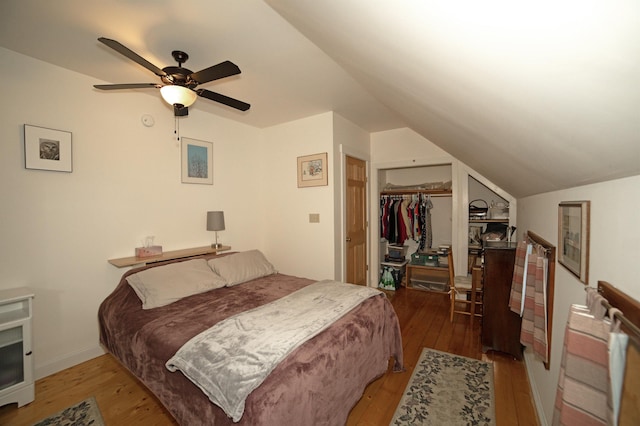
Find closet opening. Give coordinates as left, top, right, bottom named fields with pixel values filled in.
left=377, top=164, right=453, bottom=289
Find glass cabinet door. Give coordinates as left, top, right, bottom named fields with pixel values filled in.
left=0, top=325, right=25, bottom=391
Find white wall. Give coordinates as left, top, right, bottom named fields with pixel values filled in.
left=517, top=175, right=640, bottom=426
left=260, top=112, right=336, bottom=280
left=258, top=111, right=369, bottom=283
left=371, top=128, right=451, bottom=165
left=0, top=48, right=264, bottom=378
left=333, top=114, right=370, bottom=282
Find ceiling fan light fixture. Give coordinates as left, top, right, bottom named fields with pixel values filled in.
left=95, top=38, right=248, bottom=112
left=160, top=85, right=197, bottom=107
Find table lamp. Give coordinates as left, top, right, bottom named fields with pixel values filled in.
left=207, top=211, right=225, bottom=249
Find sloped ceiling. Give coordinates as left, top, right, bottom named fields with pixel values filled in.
left=1, top=1, right=638, bottom=197
left=266, top=1, right=640, bottom=198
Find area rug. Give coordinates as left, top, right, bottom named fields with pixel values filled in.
left=32, top=396, right=105, bottom=426
left=390, top=348, right=495, bottom=426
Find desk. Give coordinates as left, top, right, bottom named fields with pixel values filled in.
left=108, top=245, right=231, bottom=268
left=405, top=263, right=450, bottom=292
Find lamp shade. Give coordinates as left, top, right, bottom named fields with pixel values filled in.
left=160, top=85, right=197, bottom=107
left=207, top=211, right=225, bottom=231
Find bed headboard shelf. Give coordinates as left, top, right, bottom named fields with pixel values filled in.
left=108, top=245, right=231, bottom=268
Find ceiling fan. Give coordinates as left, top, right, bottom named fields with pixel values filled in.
left=93, top=37, right=250, bottom=116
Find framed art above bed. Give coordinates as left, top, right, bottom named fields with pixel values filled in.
left=181, top=137, right=213, bottom=185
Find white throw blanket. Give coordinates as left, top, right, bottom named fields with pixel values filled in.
left=165, top=280, right=382, bottom=422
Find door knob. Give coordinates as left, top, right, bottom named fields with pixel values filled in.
left=346, top=237, right=352, bottom=242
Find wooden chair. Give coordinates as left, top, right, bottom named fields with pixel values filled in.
left=448, top=250, right=483, bottom=327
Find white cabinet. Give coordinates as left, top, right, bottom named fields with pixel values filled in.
left=0, top=287, right=35, bottom=408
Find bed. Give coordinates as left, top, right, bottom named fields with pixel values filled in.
left=98, top=250, right=403, bottom=425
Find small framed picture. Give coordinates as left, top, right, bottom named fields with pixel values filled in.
left=297, top=152, right=328, bottom=188
left=181, top=137, right=213, bottom=185
left=24, top=124, right=73, bottom=172
left=558, top=200, right=590, bottom=284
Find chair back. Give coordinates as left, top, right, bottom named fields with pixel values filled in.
left=448, top=250, right=455, bottom=288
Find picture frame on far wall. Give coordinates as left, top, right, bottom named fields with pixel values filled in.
left=297, top=152, right=328, bottom=188
left=558, top=200, right=590, bottom=284
left=181, top=137, right=213, bottom=185
left=24, top=124, right=73, bottom=172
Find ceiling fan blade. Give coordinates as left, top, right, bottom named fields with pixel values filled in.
left=197, top=89, right=250, bottom=111
left=94, top=83, right=159, bottom=90
left=190, top=61, right=241, bottom=85
left=98, top=37, right=166, bottom=77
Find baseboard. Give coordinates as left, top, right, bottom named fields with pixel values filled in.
left=34, top=345, right=106, bottom=380
left=524, top=351, right=549, bottom=426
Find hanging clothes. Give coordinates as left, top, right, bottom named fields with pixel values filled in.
left=509, top=241, right=532, bottom=315
left=411, top=195, right=421, bottom=242
left=519, top=246, right=548, bottom=364
left=380, top=196, right=387, bottom=241
left=552, top=287, right=632, bottom=426
left=396, top=200, right=408, bottom=244
left=608, top=309, right=628, bottom=426
left=425, top=195, right=433, bottom=249
left=416, top=194, right=434, bottom=250
left=553, top=304, right=610, bottom=426
left=509, top=240, right=549, bottom=363
left=379, top=193, right=435, bottom=247
left=400, top=198, right=412, bottom=242
left=387, top=199, right=398, bottom=244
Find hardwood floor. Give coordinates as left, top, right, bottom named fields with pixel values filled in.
left=0, top=287, right=539, bottom=426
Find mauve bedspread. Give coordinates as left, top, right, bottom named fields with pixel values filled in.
left=98, top=255, right=404, bottom=426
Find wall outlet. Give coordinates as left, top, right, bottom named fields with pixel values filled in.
left=309, top=213, right=320, bottom=223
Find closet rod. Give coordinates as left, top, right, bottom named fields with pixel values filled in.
left=380, top=190, right=452, bottom=197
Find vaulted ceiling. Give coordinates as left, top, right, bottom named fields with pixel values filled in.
left=1, top=0, right=638, bottom=197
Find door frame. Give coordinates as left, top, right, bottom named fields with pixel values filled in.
left=338, top=144, right=370, bottom=285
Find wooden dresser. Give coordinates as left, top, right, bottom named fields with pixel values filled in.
left=482, top=245, right=523, bottom=360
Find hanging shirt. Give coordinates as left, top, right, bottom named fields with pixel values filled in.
left=413, top=196, right=422, bottom=242
left=396, top=201, right=408, bottom=244
left=380, top=197, right=388, bottom=239
left=424, top=195, right=434, bottom=249
left=400, top=198, right=412, bottom=243
left=388, top=199, right=397, bottom=244
left=418, top=199, right=427, bottom=250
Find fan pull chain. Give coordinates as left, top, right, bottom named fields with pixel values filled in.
left=174, top=115, right=180, bottom=143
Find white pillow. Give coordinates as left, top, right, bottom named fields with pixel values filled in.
left=207, top=250, right=277, bottom=286
left=127, top=259, right=227, bottom=309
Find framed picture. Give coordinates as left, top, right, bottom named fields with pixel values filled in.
left=24, top=124, right=73, bottom=172
left=181, top=137, right=213, bottom=185
left=558, top=200, right=590, bottom=284
left=297, top=152, right=328, bottom=188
